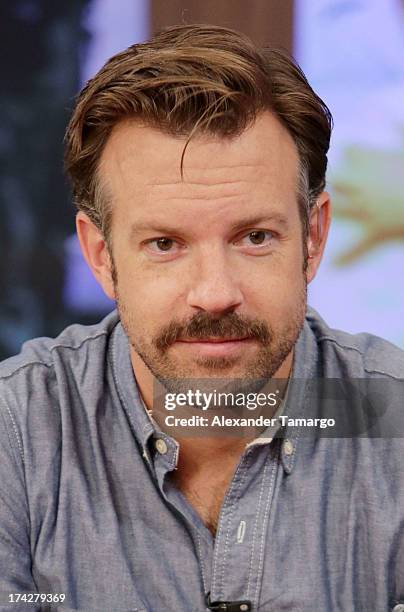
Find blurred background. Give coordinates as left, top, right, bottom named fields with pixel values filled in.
left=1, top=0, right=403, bottom=360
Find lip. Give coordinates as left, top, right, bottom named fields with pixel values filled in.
left=175, top=337, right=254, bottom=357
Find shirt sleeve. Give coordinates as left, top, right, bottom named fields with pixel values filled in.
left=0, top=400, right=39, bottom=611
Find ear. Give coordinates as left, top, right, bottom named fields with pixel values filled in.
left=76, top=212, right=116, bottom=300
left=305, top=191, right=331, bottom=283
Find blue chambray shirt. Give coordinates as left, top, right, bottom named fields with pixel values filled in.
left=0, top=307, right=404, bottom=612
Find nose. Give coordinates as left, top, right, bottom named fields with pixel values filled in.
left=186, top=246, right=243, bottom=314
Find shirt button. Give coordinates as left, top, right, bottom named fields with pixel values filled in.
left=392, top=605, right=404, bottom=612
left=283, top=439, right=294, bottom=456
left=155, top=438, right=168, bottom=455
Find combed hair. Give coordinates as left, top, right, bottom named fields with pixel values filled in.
left=64, top=23, right=333, bottom=242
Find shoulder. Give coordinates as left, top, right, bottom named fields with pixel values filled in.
left=0, top=310, right=120, bottom=461
left=0, top=310, right=119, bottom=382
left=305, top=306, right=404, bottom=379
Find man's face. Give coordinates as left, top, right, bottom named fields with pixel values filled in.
left=99, top=112, right=308, bottom=384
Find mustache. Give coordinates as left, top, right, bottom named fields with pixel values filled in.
left=154, top=311, right=272, bottom=351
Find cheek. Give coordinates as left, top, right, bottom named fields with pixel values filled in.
left=117, top=261, right=186, bottom=325
left=239, top=249, right=305, bottom=314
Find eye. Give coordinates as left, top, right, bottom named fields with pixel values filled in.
left=143, top=236, right=186, bottom=260
left=247, top=230, right=270, bottom=245
left=147, top=237, right=176, bottom=252
left=237, top=230, right=275, bottom=247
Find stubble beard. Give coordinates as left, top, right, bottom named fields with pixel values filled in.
left=116, top=280, right=307, bottom=396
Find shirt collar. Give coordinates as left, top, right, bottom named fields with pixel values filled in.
left=110, top=321, right=156, bottom=450
left=279, top=308, right=320, bottom=473
left=110, top=309, right=320, bottom=475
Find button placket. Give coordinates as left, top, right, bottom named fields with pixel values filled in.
left=210, top=446, right=279, bottom=609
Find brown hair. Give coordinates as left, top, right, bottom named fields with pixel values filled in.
left=64, top=23, right=332, bottom=243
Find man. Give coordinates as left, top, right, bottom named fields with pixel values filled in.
left=0, top=24, right=403, bottom=612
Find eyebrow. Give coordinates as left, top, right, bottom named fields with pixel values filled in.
left=229, top=213, right=290, bottom=233
left=129, top=213, right=290, bottom=239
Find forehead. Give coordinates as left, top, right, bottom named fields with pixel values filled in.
left=98, top=111, right=300, bottom=222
